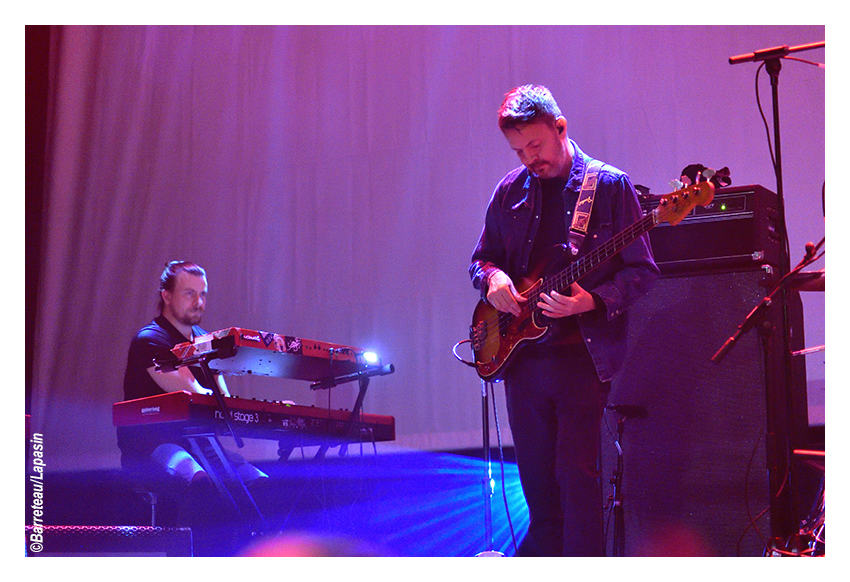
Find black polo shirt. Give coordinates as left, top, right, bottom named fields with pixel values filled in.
left=122, top=315, right=208, bottom=401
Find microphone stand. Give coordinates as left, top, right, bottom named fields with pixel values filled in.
left=310, top=363, right=395, bottom=458
left=711, top=238, right=824, bottom=542
left=728, top=40, right=824, bottom=541
left=475, top=379, right=504, bottom=557
left=729, top=41, right=823, bottom=217
left=451, top=344, right=505, bottom=556
left=728, top=39, right=825, bottom=357
left=609, top=415, right=626, bottom=557
left=153, top=340, right=268, bottom=532
left=604, top=405, right=646, bottom=557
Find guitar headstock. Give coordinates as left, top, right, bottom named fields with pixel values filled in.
left=653, top=181, right=715, bottom=226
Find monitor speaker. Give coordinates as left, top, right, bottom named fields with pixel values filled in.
left=25, top=525, right=193, bottom=557
left=603, top=269, right=807, bottom=556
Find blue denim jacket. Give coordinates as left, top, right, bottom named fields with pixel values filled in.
left=469, top=141, right=659, bottom=382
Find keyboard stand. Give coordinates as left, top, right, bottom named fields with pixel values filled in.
left=309, top=364, right=394, bottom=458
left=184, top=430, right=268, bottom=533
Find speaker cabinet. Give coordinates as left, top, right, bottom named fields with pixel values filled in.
left=25, top=525, right=193, bottom=557
left=604, top=270, right=807, bottom=556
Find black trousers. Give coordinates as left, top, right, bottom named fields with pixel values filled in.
left=503, top=343, right=609, bottom=557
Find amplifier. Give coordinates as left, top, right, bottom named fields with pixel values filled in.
left=640, top=184, right=781, bottom=275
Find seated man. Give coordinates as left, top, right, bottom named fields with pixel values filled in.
left=119, top=261, right=266, bottom=490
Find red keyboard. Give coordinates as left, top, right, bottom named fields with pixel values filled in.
left=156, top=327, right=376, bottom=381
left=113, top=391, right=395, bottom=444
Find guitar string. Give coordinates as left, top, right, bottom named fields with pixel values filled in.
left=474, top=211, right=658, bottom=340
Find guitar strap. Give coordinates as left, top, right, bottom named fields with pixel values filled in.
left=567, top=158, right=604, bottom=255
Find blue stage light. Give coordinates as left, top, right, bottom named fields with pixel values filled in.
left=252, top=451, right=529, bottom=557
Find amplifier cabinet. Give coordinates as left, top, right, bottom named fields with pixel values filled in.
left=641, top=184, right=781, bottom=275
left=604, top=269, right=808, bottom=556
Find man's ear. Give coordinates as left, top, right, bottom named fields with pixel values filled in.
left=556, top=116, right=567, bottom=135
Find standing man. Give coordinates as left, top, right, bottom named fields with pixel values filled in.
left=119, top=261, right=266, bottom=489
left=469, top=85, right=658, bottom=556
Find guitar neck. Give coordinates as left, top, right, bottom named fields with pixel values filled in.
left=541, top=210, right=657, bottom=296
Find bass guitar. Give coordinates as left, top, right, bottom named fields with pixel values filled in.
left=467, top=181, right=714, bottom=380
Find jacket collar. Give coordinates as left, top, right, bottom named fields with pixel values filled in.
left=564, top=140, right=588, bottom=193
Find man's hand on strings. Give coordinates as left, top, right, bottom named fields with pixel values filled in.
left=537, top=282, right=597, bottom=318
left=486, top=270, right=527, bottom=316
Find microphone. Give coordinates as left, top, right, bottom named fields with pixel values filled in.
left=606, top=404, right=647, bottom=419
left=728, top=41, right=824, bottom=66
left=729, top=44, right=789, bottom=65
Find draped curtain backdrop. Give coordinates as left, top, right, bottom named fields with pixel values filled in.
left=29, top=25, right=825, bottom=471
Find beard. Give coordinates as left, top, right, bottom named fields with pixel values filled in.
left=175, top=309, right=203, bottom=327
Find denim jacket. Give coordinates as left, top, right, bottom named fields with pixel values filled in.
left=469, top=141, right=659, bottom=382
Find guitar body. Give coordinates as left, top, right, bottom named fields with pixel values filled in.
left=471, top=245, right=572, bottom=381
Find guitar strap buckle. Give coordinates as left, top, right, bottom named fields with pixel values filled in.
left=568, top=159, right=603, bottom=255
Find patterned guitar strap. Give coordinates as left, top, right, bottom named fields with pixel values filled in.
left=567, top=159, right=604, bottom=256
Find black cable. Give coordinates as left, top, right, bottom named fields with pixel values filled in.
left=602, top=413, right=618, bottom=555
left=490, top=381, right=519, bottom=555
left=602, top=410, right=628, bottom=557
left=754, top=55, right=825, bottom=267
left=737, top=427, right=770, bottom=556
left=755, top=62, right=776, bottom=170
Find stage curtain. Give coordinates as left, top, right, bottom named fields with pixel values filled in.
left=30, top=25, right=825, bottom=470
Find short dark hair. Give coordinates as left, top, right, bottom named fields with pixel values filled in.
left=157, top=261, right=206, bottom=313
left=497, top=85, right=562, bottom=131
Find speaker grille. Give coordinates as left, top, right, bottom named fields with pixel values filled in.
left=604, top=270, right=804, bottom=556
